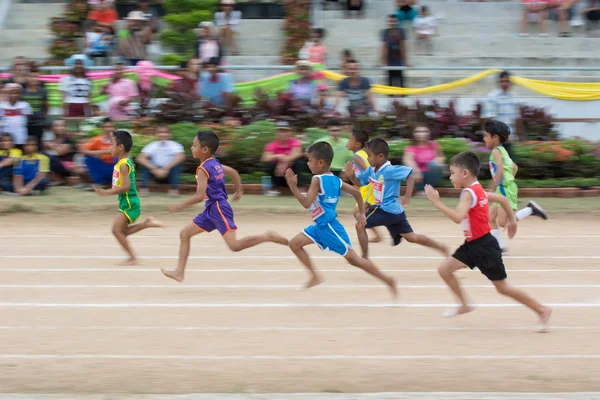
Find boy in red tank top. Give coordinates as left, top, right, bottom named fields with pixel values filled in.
left=425, top=151, right=552, bottom=332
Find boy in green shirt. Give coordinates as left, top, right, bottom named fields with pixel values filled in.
left=93, top=130, right=165, bottom=265
left=313, top=120, right=353, bottom=176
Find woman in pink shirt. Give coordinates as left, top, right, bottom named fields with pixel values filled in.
left=307, top=28, right=328, bottom=65
left=101, top=62, right=139, bottom=120
left=260, top=121, right=304, bottom=195
left=402, top=124, right=445, bottom=194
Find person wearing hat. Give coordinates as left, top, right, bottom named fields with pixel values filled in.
left=215, top=0, right=242, bottom=55
left=117, top=11, right=153, bottom=66
left=288, top=60, right=317, bottom=105
left=195, top=21, right=223, bottom=64
left=261, top=121, right=305, bottom=195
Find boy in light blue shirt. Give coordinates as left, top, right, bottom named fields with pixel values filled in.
left=346, top=138, right=449, bottom=258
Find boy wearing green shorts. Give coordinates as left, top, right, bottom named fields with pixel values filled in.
left=93, top=130, right=164, bottom=265
left=483, top=120, right=547, bottom=251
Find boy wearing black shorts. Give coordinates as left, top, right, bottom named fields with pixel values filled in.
left=424, top=150, right=552, bottom=332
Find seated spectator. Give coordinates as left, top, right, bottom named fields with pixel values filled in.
left=316, top=84, right=335, bottom=114
left=307, top=28, right=327, bottom=64
left=395, top=0, right=418, bottom=32
left=85, top=21, right=114, bottom=65
left=334, top=59, right=375, bottom=115
left=42, top=119, right=76, bottom=184
left=0, top=134, right=22, bottom=183
left=583, top=0, right=600, bottom=35
left=0, top=137, right=49, bottom=196
left=346, top=0, right=365, bottom=18
left=169, top=61, right=199, bottom=95
left=0, top=83, right=33, bottom=150
left=289, top=60, right=317, bottom=104
left=80, top=117, right=116, bottom=186
left=402, top=124, right=445, bottom=195
left=521, top=0, right=549, bottom=36
left=340, top=49, right=353, bottom=75
left=261, top=121, right=304, bottom=195
left=136, top=125, right=185, bottom=197
left=312, top=119, right=354, bottom=177
left=59, top=58, right=92, bottom=118
left=88, top=0, right=117, bottom=32
left=117, top=11, right=153, bottom=66
left=22, top=65, right=48, bottom=150
left=413, top=6, right=437, bottom=56
left=215, top=0, right=242, bottom=55
left=548, top=0, right=578, bottom=36
left=102, top=62, right=139, bottom=120
left=199, top=57, right=234, bottom=106
left=195, top=22, right=223, bottom=64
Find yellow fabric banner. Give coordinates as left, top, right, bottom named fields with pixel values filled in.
left=321, top=68, right=600, bottom=101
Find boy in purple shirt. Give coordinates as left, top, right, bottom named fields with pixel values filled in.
left=162, top=130, right=289, bottom=282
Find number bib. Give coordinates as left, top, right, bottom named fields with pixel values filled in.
left=309, top=201, right=325, bottom=221
left=369, top=178, right=384, bottom=205
left=461, top=217, right=472, bottom=239
left=112, top=168, right=120, bottom=188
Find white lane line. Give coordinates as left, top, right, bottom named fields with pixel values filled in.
left=1, top=255, right=599, bottom=260
left=2, top=234, right=600, bottom=239
left=0, top=284, right=598, bottom=289
left=0, top=302, right=596, bottom=308
left=0, top=325, right=598, bottom=332
left=1, top=354, right=600, bottom=360
left=2, top=268, right=600, bottom=273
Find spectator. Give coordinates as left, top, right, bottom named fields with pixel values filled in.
left=395, top=0, right=418, bottom=31
left=0, top=84, right=32, bottom=150
left=413, top=6, right=437, bottom=55
left=334, top=59, right=375, bottom=115
left=307, top=28, right=328, bottom=64
left=482, top=71, right=520, bottom=158
left=136, top=0, right=160, bottom=33
left=80, top=117, right=116, bottom=186
left=215, top=0, right=242, bottom=55
left=22, top=65, right=48, bottom=150
left=0, top=134, right=22, bottom=184
left=169, top=61, right=199, bottom=95
left=199, top=57, right=235, bottom=106
left=548, top=0, right=578, bottom=36
left=381, top=14, right=409, bottom=89
left=136, top=125, right=185, bottom=197
left=117, top=11, right=153, bottom=66
left=583, top=0, right=600, bottom=35
left=346, top=0, right=364, bottom=18
left=1, top=137, right=49, bottom=196
left=313, top=119, right=354, bottom=177
left=42, top=119, right=76, bottom=184
left=102, top=62, right=139, bottom=120
left=316, top=84, right=335, bottom=114
left=402, top=124, right=444, bottom=195
left=340, top=49, right=353, bottom=75
left=195, top=22, right=223, bottom=64
left=261, top=121, right=304, bottom=195
left=289, top=60, right=317, bottom=104
left=6, top=62, right=30, bottom=87
left=85, top=21, right=114, bottom=65
left=59, top=58, right=92, bottom=118
left=87, top=0, right=117, bottom=32
left=520, top=0, right=549, bottom=36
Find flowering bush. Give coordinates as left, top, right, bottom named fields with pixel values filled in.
left=280, top=0, right=312, bottom=64
left=47, top=0, right=88, bottom=62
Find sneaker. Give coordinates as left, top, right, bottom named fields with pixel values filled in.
left=528, top=201, right=548, bottom=220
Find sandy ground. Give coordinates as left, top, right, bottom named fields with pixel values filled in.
left=0, top=211, right=599, bottom=396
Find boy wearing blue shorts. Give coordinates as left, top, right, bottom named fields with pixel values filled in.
left=162, top=130, right=289, bottom=282
left=285, top=141, right=397, bottom=295
left=345, top=138, right=448, bottom=259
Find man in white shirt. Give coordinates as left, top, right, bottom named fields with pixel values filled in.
left=136, top=125, right=185, bottom=197
left=0, top=84, right=33, bottom=148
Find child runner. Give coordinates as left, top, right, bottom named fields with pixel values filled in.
left=346, top=128, right=382, bottom=243
left=162, top=130, right=288, bottom=282
left=93, top=130, right=165, bottom=265
left=286, top=141, right=397, bottom=294
left=484, top=119, right=547, bottom=251
left=344, top=138, right=448, bottom=259
left=425, top=151, right=552, bottom=332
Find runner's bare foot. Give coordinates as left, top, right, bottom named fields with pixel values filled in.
left=161, top=268, right=185, bottom=282
left=268, top=231, right=289, bottom=246
left=118, top=257, right=138, bottom=266
left=145, top=217, right=166, bottom=228
left=443, top=305, right=475, bottom=318
left=304, top=276, right=323, bottom=289
left=387, top=277, right=398, bottom=299
left=538, top=306, right=552, bottom=333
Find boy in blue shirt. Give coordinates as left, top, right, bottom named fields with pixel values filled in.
left=345, top=138, right=448, bottom=258
left=1, top=137, right=49, bottom=195
left=285, top=141, right=397, bottom=295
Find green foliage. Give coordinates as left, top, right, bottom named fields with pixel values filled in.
left=163, top=10, right=213, bottom=30
left=159, top=53, right=189, bottom=66
left=159, top=29, right=197, bottom=48
left=222, top=121, right=278, bottom=174
left=169, top=122, right=200, bottom=158
left=161, top=0, right=218, bottom=55
left=164, top=0, right=218, bottom=14
left=130, top=134, right=157, bottom=159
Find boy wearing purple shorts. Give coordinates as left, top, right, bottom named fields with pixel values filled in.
left=162, top=130, right=289, bottom=282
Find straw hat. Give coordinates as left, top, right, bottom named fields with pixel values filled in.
left=221, top=0, right=236, bottom=4
left=195, top=21, right=216, bottom=36
left=125, top=11, right=147, bottom=21
left=295, top=60, right=313, bottom=69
